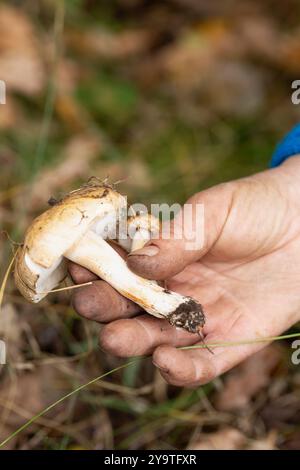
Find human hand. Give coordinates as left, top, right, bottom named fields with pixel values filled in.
left=69, top=157, right=300, bottom=387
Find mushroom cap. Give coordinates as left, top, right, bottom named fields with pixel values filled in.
left=14, top=184, right=127, bottom=303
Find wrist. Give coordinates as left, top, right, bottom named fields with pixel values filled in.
left=273, top=154, right=300, bottom=192
left=281, top=153, right=300, bottom=170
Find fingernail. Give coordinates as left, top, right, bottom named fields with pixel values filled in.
left=153, top=361, right=169, bottom=373
left=129, top=245, right=159, bottom=257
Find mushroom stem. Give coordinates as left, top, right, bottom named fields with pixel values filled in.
left=65, top=230, right=204, bottom=331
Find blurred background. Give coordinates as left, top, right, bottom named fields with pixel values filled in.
left=1, top=0, right=300, bottom=450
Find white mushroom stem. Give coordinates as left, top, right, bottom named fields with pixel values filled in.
left=65, top=230, right=191, bottom=319
left=131, top=229, right=151, bottom=252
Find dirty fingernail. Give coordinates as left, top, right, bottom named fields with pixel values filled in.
left=129, top=245, right=159, bottom=257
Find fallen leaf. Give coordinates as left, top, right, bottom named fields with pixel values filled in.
left=281, top=431, right=300, bottom=450
left=67, top=28, right=153, bottom=61
left=188, top=428, right=246, bottom=450
left=56, top=59, right=80, bottom=94
left=0, top=6, right=45, bottom=95
left=0, top=99, right=20, bottom=130
left=55, top=94, right=89, bottom=132
left=198, top=60, right=265, bottom=116
left=28, top=134, right=102, bottom=210
left=247, top=431, right=277, bottom=450
left=261, top=393, right=300, bottom=429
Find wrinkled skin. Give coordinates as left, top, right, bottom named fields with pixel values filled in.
left=69, top=157, right=300, bottom=387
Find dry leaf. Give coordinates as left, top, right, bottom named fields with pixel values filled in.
left=0, top=6, right=45, bottom=95
left=199, top=60, right=265, bottom=116
left=126, top=159, right=152, bottom=190
left=188, top=428, right=246, bottom=450
left=261, top=393, right=300, bottom=429
left=0, top=99, right=20, bottom=130
left=55, top=94, right=89, bottom=132
left=236, top=16, right=279, bottom=61
left=247, top=431, right=277, bottom=450
left=282, top=431, right=300, bottom=450
left=28, top=134, right=102, bottom=210
left=67, top=28, right=153, bottom=60
left=279, top=31, right=300, bottom=73
left=56, top=59, right=80, bottom=94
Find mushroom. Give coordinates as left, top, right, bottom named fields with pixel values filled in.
left=14, top=181, right=205, bottom=334
left=117, top=212, right=160, bottom=253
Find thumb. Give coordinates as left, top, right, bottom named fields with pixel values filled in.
left=127, top=182, right=234, bottom=280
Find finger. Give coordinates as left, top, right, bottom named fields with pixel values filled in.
left=99, top=314, right=200, bottom=357
left=127, top=183, right=234, bottom=280
left=127, top=238, right=199, bottom=281
left=68, top=261, right=99, bottom=284
left=72, top=280, right=141, bottom=322
left=152, top=311, right=270, bottom=387
left=153, top=345, right=217, bottom=387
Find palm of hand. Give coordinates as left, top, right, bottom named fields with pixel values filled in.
left=167, top=239, right=300, bottom=383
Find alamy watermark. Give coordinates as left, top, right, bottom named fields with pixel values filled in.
left=0, top=80, right=6, bottom=104
left=95, top=200, right=205, bottom=251
left=0, top=340, right=6, bottom=365
left=291, top=339, right=300, bottom=365
left=291, top=80, right=300, bottom=105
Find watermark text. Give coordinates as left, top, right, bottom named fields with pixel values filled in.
left=291, top=339, right=300, bottom=365
left=0, top=340, right=6, bottom=365
left=0, top=80, right=6, bottom=104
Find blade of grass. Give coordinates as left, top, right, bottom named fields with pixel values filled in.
left=40, top=282, right=93, bottom=294
left=32, top=0, right=65, bottom=175
left=0, top=253, right=17, bottom=314
left=122, top=357, right=142, bottom=388
left=181, top=332, right=300, bottom=350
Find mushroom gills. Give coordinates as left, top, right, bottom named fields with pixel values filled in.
left=24, top=253, right=67, bottom=303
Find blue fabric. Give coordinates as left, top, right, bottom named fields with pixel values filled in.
left=271, top=123, right=300, bottom=167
